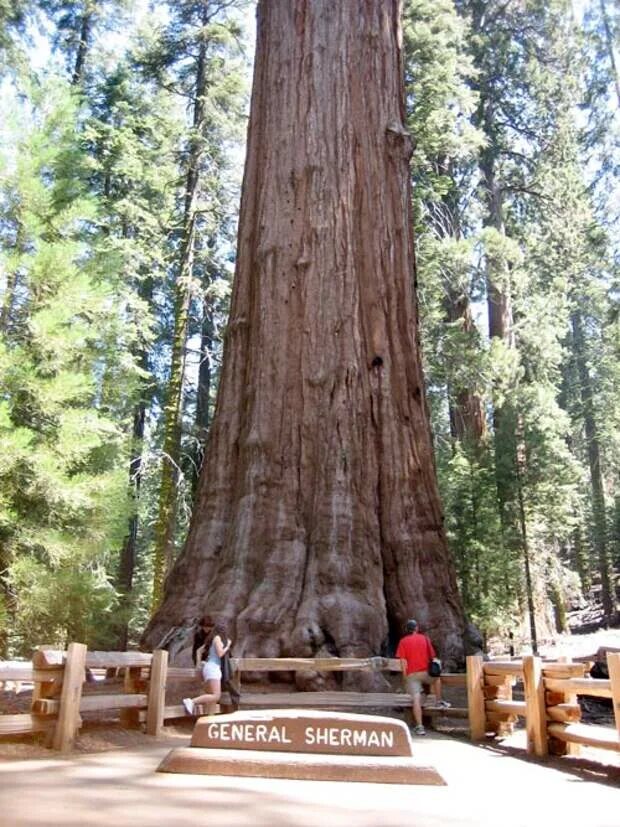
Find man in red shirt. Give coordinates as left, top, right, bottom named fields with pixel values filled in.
left=396, top=619, right=450, bottom=735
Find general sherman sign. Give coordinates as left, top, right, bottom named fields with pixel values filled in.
left=190, top=710, right=413, bottom=757
left=161, top=709, right=446, bottom=784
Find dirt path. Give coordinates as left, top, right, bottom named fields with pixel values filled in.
left=1, top=728, right=618, bottom=827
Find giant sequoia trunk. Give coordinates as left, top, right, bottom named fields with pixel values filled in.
left=143, top=0, right=467, bottom=669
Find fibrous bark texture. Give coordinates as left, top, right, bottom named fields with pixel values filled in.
left=144, top=0, right=467, bottom=671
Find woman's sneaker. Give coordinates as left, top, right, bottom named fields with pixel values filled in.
left=414, top=724, right=426, bottom=735
left=182, top=698, right=195, bottom=717
left=436, top=700, right=451, bottom=708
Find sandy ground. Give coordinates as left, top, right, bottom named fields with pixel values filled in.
left=0, top=725, right=618, bottom=827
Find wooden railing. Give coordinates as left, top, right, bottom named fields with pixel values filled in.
left=1, top=646, right=618, bottom=760
left=0, top=645, right=168, bottom=751
left=466, top=653, right=620, bottom=758
left=219, top=656, right=469, bottom=720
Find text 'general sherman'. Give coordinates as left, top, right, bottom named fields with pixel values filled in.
left=204, top=721, right=395, bottom=749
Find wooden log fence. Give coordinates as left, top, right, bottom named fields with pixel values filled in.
left=466, top=652, right=620, bottom=759
left=1, top=647, right=618, bottom=762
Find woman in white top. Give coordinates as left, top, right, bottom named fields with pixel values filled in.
left=183, top=615, right=231, bottom=717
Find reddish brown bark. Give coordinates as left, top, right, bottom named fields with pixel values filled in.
left=144, top=0, right=467, bottom=669
left=444, top=290, right=486, bottom=447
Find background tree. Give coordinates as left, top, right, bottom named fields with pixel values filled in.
left=84, top=58, right=181, bottom=647
left=0, top=81, right=139, bottom=652
left=138, top=0, right=248, bottom=609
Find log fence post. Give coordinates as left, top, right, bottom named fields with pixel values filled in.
left=466, top=655, right=486, bottom=740
left=522, top=655, right=547, bottom=758
left=146, top=649, right=168, bottom=737
left=31, top=645, right=63, bottom=747
left=52, top=642, right=86, bottom=753
left=557, top=656, right=580, bottom=756
left=120, top=665, right=143, bottom=729
left=608, top=653, right=620, bottom=738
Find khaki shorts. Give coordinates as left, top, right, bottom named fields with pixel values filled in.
left=406, top=671, right=431, bottom=696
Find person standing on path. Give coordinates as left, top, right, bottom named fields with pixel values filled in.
left=396, top=618, right=450, bottom=735
left=183, top=615, right=231, bottom=716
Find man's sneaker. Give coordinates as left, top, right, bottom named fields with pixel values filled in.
left=436, top=700, right=452, bottom=709
left=414, top=724, right=426, bottom=735
left=182, top=698, right=194, bottom=717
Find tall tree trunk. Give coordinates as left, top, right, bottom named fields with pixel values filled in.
left=0, top=220, right=24, bottom=335
left=114, top=278, right=153, bottom=650
left=71, top=5, right=94, bottom=87
left=477, top=103, right=519, bottom=552
left=114, top=400, right=145, bottom=650
left=191, top=282, right=216, bottom=499
left=151, top=5, right=209, bottom=608
left=143, top=0, right=467, bottom=669
left=515, top=416, right=538, bottom=653
left=571, top=310, right=613, bottom=620
left=599, top=0, right=620, bottom=109
left=0, top=264, right=18, bottom=335
left=436, top=167, right=486, bottom=451
left=444, top=290, right=486, bottom=447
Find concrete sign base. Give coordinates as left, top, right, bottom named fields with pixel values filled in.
left=158, top=744, right=445, bottom=784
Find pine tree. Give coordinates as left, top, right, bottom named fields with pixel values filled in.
left=84, top=57, right=181, bottom=646
left=0, top=81, right=140, bottom=653
left=142, top=0, right=248, bottom=609
left=0, top=1, right=30, bottom=63
left=38, top=0, right=129, bottom=86
left=402, top=0, right=504, bottom=635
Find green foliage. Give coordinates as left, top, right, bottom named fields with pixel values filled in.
left=0, top=80, right=139, bottom=654
left=140, top=0, right=249, bottom=607
left=0, top=0, right=30, bottom=67
left=406, top=0, right=619, bottom=644
left=6, top=555, right=118, bottom=650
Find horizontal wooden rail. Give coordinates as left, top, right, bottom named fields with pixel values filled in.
left=544, top=677, right=612, bottom=699
left=85, top=652, right=152, bottom=669
left=224, top=691, right=414, bottom=708
left=547, top=722, right=619, bottom=752
left=32, top=650, right=153, bottom=670
left=0, top=664, right=64, bottom=683
left=485, top=699, right=526, bottom=717
left=483, top=661, right=524, bottom=677
left=541, top=663, right=589, bottom=678
left=546, top=703, right=582, bottom=723
left=32, top=693, right=148, bottom=715
left=0, top=713, right=54, bottom=736
left=230, top=657, right=403, bottom=672
left=0, top=713, right=55, bottom=735
left=166, top=666, right=200, bottom=680
left=140, top=705, right=182, bottom=723
left=438, top=674, right=466, bottom=687
left=139, top=704, right=212, bottom=723
left=484, top=673, right=516, bottom=687
left=0, top=662, right=34, bottom=682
